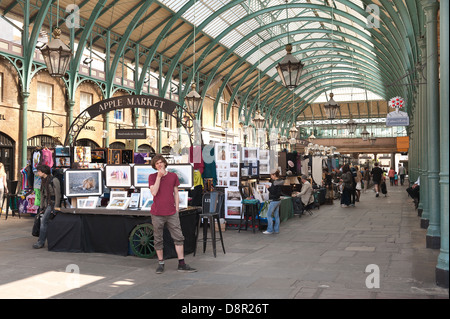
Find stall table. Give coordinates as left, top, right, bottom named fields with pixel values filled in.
left=47, top=207, right=200, bottom=259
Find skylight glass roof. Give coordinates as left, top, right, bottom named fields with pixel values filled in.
left=158, top=0, right=385, bottom=103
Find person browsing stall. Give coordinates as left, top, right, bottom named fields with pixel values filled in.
left=33, top=164, right=61, bottom=249
left=148, top=155, right=197, bottom=274
left=262, top=170, right=283, bottom=235
left=293, top=175, right=314, bottom=214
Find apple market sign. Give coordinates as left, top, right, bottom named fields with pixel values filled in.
left=64, top=95, right=182, bottom=146
left=386, top=96, right=409, bottom=127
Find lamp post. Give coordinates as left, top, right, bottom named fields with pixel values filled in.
left=222, top=120, right=231, bottom=143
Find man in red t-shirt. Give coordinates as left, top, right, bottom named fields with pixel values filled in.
left=149, top=155, right=197, bottom=274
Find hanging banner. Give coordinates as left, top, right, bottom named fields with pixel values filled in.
left=386, top=96, right=410, bottom=126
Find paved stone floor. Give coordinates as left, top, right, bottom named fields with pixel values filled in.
left=0, top=183, right=448, bottom=300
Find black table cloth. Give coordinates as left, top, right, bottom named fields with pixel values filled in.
left=47, top=207, right=200, bottom=259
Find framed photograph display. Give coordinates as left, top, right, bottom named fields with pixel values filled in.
left=141, top=198, right=154, bottom=210
left=225, top=187, right=242, bottom=219
left=167, top=164, right=193, bottom=188
left=55, top=147, right=70, bottom=157
left=139, top=188, right=153, bottom=208
left=56, top=157, right=71, bottom=167
left=74, top=146, right=91, bottom=163
left=105, top=165, right=132, bottom=188
left=128, top=193, right=140, bottom=209
left=133, top=165, right=157, bottom=188
left=83, top=198, right=98, bottom=209
left=91, top=148, right=107, bottom=163
left=178, top=191, right=188, bottom=209
left=77, top=198, right=87, bottom=208
left=106, top=197, right=131, bottom=210
left=110, top=190, right=128, bottom=201
left=64, top=169, right=103, bottom=197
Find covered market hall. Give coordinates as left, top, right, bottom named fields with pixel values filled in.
left=0, top=0, right=448, bottom=299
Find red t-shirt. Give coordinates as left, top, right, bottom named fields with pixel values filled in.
left=148, top=171, right=180, bottom=216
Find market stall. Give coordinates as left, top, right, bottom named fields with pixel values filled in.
left=47, top=206, right=200, bottom=259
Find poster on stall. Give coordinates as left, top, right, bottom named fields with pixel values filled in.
left=215, top=143, right=242, bottom=219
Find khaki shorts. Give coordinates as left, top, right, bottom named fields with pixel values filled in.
left=151, top=212, right=185, bottom=250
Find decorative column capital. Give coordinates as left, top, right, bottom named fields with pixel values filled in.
left=420, top=0, right=439, bottom=15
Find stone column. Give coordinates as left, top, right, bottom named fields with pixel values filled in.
left=421, top=0, right=441, bottom=248
left=436, top=0, right=449, bottom=288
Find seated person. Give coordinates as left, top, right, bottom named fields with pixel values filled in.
left=292, top=175, right=314, bottom=214
left=406, top=176, right=420, bottom=208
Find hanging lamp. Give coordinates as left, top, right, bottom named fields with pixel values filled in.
left=276, top=1, right=304, bottom=89
left=361, top=126, right=370, bottom=141
left=40, top=27, right=72, bottom=77
left=184, top=0, right=202, bottom=116
left=346, top=114, right=357, bottom=135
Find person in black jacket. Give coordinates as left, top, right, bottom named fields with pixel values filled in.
left=263, top=170, right=282, bottom=234
left=33, top=164, right=61, bottom=249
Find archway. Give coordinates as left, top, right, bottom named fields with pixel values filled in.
left=64, top=94, right=198, bottom=148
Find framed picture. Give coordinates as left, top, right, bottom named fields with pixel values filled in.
left=74, top=146, right=91, bottom=163
left=56, top=157, right=71, bottom=167
left=108, top=149, right=122, bottom=164
left=64, top=169, right=103, bottom=197
left=83, top=198, right=98, bottom=209
left=133, top=165, right=157, bottom=188
left=141, top=198, right=154, bottom=210
left=110, top=190, right=128, bottom=201
left=105, top=165, right=132, bottom=188
left=128, top=193, right=140, bottom=209
left=106, top=197, right=131, bottom=210
left=178, top=191, right=188, bottom=209
left=139, top=188, right=153, bottom=208
left=55, top=147, right=70, bottom=157
left=77, top=198, right=87, bottom=208
left=91, top=148, right=107, bottom=163
left=166, top=164, right=193, bottom=188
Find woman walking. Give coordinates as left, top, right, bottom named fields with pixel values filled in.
left=0, top=163, right=8, bottom=214
left=354, top=165, right=363, bottom=202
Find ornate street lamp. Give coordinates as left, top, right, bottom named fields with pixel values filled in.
left=323, top=93, right=340, bottom=119
left=276, top=44, right=305, bottom=89
left=346, top=114, right=357, bottom=135
left=252, top=109, right=265, bottom=130
left=369, top=133, right=377, bottom=145
left=184, top=83, right=202, bottom=115
left=39, top=28, right=72, bottom=77
left=361, top=125, right=370, bottom=141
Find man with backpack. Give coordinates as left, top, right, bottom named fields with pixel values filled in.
left=32, top=164, right=61, bottom=249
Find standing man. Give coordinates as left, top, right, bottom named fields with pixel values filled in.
left=371, top=162, right=383, bottom=197
left=33, top=164, right=61, bottom=249
left=398, top=164, right=406, bottom=186
left=149, top=155, right=197, bottom=274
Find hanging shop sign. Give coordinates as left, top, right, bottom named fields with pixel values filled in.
left=386, top=96, right=410, bottom=127
left=116, top=128, right=146, bottom=140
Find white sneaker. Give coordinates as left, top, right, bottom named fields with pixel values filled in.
left=262, top=231, right=273, bottom=235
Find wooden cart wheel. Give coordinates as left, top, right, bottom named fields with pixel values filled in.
left=129, top=223, right=156, bottom=258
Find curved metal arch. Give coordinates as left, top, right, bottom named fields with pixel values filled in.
left=200, top=17, right=410, bottom=124
left=272, top=76, right=385, bottom=127
left=194, top=0, right=412, bottom=92
left=66, top=0, right=108, bottom=101
left=236, top=41, right=402, bottom=127
left=293, top=80, right=387, bottom=120
left=106, top=0, right=155, bottom=97
left=136, top=0, right=197, bottom=97
left=218, top=27, right=394, bottom=120
left=160, top=0, right=413, bottom=104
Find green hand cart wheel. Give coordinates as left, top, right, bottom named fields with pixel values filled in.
left=129, top=223, right=156, bottom=258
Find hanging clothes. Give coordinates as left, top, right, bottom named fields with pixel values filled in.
left=41, top=148, right=54, bottom=168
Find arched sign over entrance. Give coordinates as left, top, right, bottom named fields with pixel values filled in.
left=64, top=95, right=196, bottom=147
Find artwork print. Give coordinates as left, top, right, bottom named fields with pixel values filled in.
left=166, top=164, right=193, bottom=188
left=133, top=165, right=157, bottom=188
left=105, top=165, right=132, bottom=188
left=65, top=169, right=103, bottom=197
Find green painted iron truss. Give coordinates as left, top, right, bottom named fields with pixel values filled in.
left=0, top=0, right=431, bottom=134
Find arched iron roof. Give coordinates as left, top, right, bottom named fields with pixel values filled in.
left=1, top=0, right=433, bottom=129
